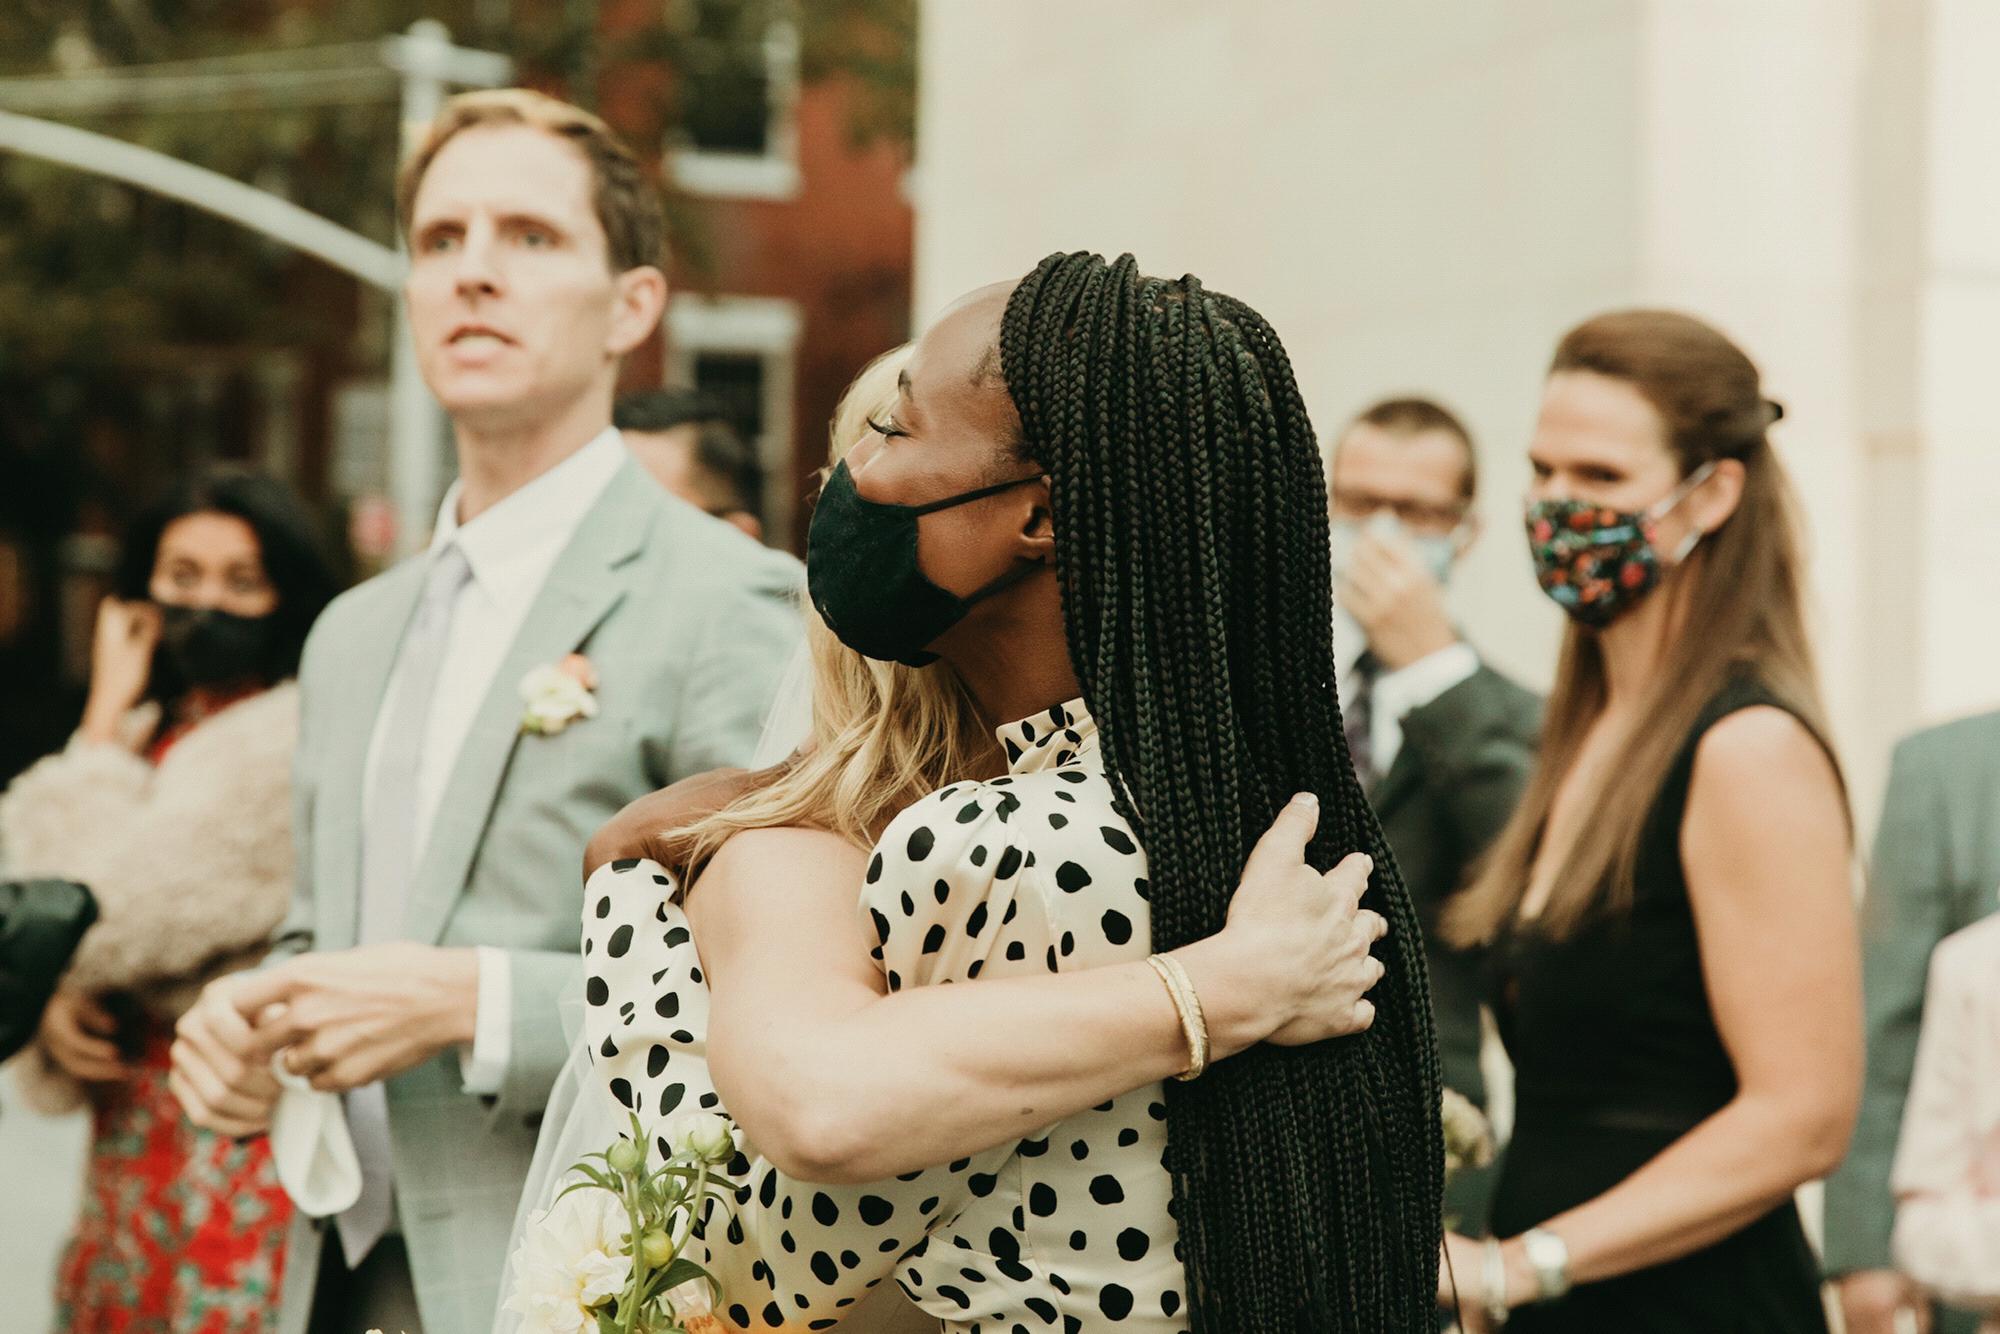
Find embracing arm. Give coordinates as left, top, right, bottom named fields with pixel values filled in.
left=695, top=795, right=1379, bottom=1184
left=1474, top=707, right=1861, bottom=1300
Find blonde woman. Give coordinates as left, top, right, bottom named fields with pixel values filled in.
left=501, top=346, right=1384, bottom=1332
left=1438, top=311, right=1861, bottom=1331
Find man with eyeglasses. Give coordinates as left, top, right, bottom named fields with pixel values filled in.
left=1328, top=395, right=1541, bottom=1235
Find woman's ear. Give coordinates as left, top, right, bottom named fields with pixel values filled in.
left=1689, top=458, right=1748, bottom=533
left=1018, top=476, right=1055, bottom=562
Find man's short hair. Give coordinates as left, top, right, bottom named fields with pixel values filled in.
left=1345, top=396, right=1478, bottom=499
left=614, top=388, right=764, bottom=520
left=395, top=88, right=665, bottom=274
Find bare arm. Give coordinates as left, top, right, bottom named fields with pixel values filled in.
left=1478, top=707, right=1861, bottom=1301
left=694, top=794, right=1381, bottom=1183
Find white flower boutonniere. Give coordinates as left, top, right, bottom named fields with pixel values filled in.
left=521, top=653, right=600, bottom=736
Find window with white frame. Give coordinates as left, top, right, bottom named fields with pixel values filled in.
left=666, top=294, right=803, bottom=543
left=670, top=0, right=801, bottom=201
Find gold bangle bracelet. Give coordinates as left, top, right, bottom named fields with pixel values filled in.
left=1145, top=952, right=1210, bottom=1081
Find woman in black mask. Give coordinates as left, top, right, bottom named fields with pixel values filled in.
left=1, top=466, right=339, bottom=1333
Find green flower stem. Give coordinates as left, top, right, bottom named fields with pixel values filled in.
left=618, top=1147, right=647, bottom=1334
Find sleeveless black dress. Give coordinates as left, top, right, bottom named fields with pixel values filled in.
left=1487, top=678, right=1830, bottom=1333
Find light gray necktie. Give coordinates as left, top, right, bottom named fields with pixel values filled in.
left=338, top=543, right=472, bottom=1266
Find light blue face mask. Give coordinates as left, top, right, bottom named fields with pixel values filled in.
left=1329, top=509, right=1460, bottom=589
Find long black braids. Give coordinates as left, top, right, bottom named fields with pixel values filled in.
left=998, top=252, right=1444, bottom=1331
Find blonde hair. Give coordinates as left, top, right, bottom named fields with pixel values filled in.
left=657, top=346, right=1001, bottom=882
left=1446, top=310, right=1843, bottom=946
left=395, top=88, right=664, bottom=273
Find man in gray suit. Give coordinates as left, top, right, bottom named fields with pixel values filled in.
left=1328, top=397, right=1540, bottom=1232
left=170, top=90, right=798, bottom=1333
left=1824, top=712, right=2000, bottom=1334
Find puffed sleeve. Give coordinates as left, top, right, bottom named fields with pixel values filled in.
left=574, top=855, right=1010, bottom=1332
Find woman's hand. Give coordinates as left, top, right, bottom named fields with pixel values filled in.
left=582, top=764, right=778, bottom=878
left=1194, top=793, right=1387, bottom=1047
left=79, top=597, right=160, bottom=746
left=39, top=988, right=132, bottom=1083
left=1438, top=1231, right=1536, bottom=1330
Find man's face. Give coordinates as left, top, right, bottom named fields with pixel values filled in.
left=405, top=124, right=661, bottom=432
left=1328, top=423, right=1473, bottom=539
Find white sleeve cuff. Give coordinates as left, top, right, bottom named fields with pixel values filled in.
left=1372, top=642, right=1479, bottom=724
left=458, top=945, right=512, bottom=1094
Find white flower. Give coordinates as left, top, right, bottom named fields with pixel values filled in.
left=503, top=1182, right=634, bottom=1334
left=667, top=1111, right=738, bottom=1166
left=519, top=655, right=599, bottom=736
left=665, top=1277, right=714, bottom=1319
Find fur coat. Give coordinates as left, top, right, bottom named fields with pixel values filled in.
left=1, top=682, right=298, bottom=1113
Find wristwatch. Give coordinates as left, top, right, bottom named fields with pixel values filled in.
left=1520, top=1227, right=1572, bottom=1302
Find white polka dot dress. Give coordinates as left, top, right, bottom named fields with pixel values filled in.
left=579, top=698, right=1188, bottom=1332
left=864, top=700, right=1188, bottom=1331
left=582, top=857, right=988, bottom=1331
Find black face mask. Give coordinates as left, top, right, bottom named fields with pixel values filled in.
left=806, top=460, right=1044, bottom=667
left=156, top=604, right=279, bottom=688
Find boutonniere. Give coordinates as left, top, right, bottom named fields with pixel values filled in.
left=520, top=653, right=599, bottom=736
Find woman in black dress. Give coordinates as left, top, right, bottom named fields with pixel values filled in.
left=1437, top=310, right=1861, bottom=1331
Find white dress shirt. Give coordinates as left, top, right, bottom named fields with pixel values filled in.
left=1333, top=605, right=1479, bottom=778
left=360, top=426, right=628, bottom=1092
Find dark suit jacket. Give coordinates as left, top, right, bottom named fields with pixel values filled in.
left=1370, top=660, right=1541, bottom=1231
left=1823, top=709, right=2000, bottom=1334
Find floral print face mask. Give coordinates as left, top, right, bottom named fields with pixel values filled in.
left=1524, top=461, right=1716, bottom=629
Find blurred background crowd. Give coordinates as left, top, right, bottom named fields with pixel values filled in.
left=2, top=3, right=1998, bottom=1333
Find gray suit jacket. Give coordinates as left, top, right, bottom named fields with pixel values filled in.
left=272, top=461, right=800, bottom=1334
left=1823, top=710, right=2000, bottom=1333
left=1369, top=661, right=1540, bottom=1233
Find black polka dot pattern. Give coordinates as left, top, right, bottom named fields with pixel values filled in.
left=861, top=700, right=1187, bottom=1329
left=573, top=698, right=1185, bottom=1330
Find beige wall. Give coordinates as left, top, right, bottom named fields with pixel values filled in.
left=914, top=0, right=2000, bottom=826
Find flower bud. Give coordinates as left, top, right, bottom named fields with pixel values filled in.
left=639, top=1229, right=677, bottom=1269
left=606, top=1138, right=644, bottom=1176
left=668, top=1111, right=737, bottom=1165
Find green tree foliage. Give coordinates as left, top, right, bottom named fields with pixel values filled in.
left=0, top=0, right=914, bottom=397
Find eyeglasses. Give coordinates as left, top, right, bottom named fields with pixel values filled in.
left=1328, top=488, right=1470, bottom=536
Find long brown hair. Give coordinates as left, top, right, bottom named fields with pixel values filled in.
left=1446, top=309, right=1839, bottom=945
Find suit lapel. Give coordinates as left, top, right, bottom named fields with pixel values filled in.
left=316, top=561, right=427, bottom=950
left=1368, top=749, right=1423, bottom=821
left=403, top=465, right=658, bottom=945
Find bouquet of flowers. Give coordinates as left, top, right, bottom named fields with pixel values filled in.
left=506, top=1111, right=741, bottom=1334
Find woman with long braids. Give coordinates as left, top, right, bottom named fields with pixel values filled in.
left=510, top=328, right=1403, bottom=1333
left=1438, top=311, right=1860, bottom=1330
left=570, top=253, right=1442, bottom=1332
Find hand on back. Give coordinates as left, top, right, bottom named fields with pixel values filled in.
left=1221, top=793, right=1387, bottom=1045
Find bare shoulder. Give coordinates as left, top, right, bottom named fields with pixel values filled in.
left=707, top=825, right=867, bottom=879
left=1690, top=704, right=1839, bottom=796
left=686, top=826, right=877, bottom=972
left=693, top=826, right=871, bottom=922
left=1684, top=704, right=1851, bottom=879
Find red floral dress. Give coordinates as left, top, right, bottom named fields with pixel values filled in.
left=52, top=698, right=294, bottom=1333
